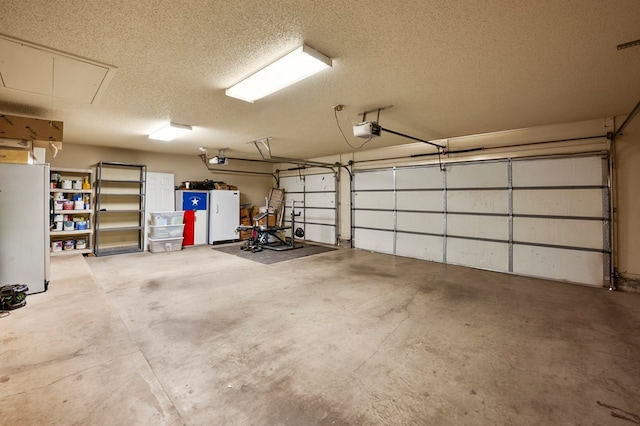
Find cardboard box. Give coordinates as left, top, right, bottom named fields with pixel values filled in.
left=240, top=207, right=251, bottom=225
left=239, top=230, right=252, bottom=240
left=256, top=215, right=276, bottom=227
left=250, top=205, right=276, bottom=227
left=0, top=148, right=33, bottom=164
left=0, top=114, right=63, bottom=141
left=251, top=205, right=261, bottom=220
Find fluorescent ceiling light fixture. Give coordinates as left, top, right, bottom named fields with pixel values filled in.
left=148, top=122, right=192, bottom=141
left=225, top=44, right=332, bottom=103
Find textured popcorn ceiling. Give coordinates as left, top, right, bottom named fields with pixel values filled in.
left=0, top=1, right=639, bottom=159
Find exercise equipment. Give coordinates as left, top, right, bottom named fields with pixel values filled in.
left=237, top=200, right=303, bottom=253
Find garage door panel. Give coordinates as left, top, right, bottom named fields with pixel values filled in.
left=305, top=174, right=336, bottom=192
left=304, top=208, right=335, bottom=224
left=283, top=206, right=303, bottom=221
left=354, top=210, right=394, bottom=230
left=354, top=170, right=394, bottom=190
left=284, top=193, right=304, bottom=203
left=513, top=189, right=602, bottom=217
left=447, top=162, right=507, bottom=188
left=513, top=245, right=603, bottom=286
left=354, top=228, right=394, bottom=254
left=353, top=191, right=394, bottom=209
left=447, top=190, right=508, bottom=214
left=448, top=215, right=508, bottom=240
left=513, top=156, right=603, bottom=187
left=396, top=212, right=443, bottom=234
left=304, top=223, right=335, bottom=245
left=352, top=154, right=608, bottom=287
left=396, top=167, right=442, bottom=189
left=447, top=239, right=509, bottom=272
left=283, top=173, right=337, bottom=246
left=397, top=191, right=442, bottom=211
left=280, top=176, right=304, bottom=193
left=396, top=233, right=443, bottom=262
left=514, top=217, right=603, bottom=249
left=306, top=192, right=335, bottom=208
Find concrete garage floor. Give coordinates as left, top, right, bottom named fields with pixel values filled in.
left=1, top=245, right=639, bottom=425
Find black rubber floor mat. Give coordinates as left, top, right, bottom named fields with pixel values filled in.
left=212, top=242, right=336, bottom=264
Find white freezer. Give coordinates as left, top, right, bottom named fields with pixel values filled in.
left=0, top=163, right=50, bottom=294
left=208, top=190, right=239, bottom=243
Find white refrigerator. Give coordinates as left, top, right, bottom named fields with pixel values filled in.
left=208, top=190, right=239, bottom=243
left=0, top=163, right=50, bottom=294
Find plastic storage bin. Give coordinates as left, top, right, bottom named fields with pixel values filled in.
left=148, top=237, right=184, bottom=253
left=149, top=224, right=185, bottom=239
left=150, top=211, right=184, bottom=226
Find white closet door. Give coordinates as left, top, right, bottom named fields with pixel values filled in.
left=144, top=172, right=175, bottom=251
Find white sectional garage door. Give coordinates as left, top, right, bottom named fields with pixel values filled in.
left=352, top=154, right=610, bottom=286
left=280, top=173, right=337, bottom=245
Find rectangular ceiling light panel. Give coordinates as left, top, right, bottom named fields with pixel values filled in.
left=225, top=44, right=332, bottom=103
left=149, top=122, right=192, bottom=141
left=0, top=34, right=117, bottom=105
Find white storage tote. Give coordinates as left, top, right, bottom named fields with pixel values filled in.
left=148, top=237, right=184, bottom=253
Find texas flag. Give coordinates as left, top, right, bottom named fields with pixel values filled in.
left=181, top=191, right=208, bottom=211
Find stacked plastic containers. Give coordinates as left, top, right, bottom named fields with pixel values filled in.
left=149, top=211, right=185, bottom=253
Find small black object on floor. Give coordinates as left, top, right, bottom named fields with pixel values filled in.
left=1, top=284, right=29, bottom=311
left=212, top=242, right=336, bottom=264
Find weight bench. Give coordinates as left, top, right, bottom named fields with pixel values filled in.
left=236, top=203, right=303, bottom=252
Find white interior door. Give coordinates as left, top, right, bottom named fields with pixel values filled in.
left=144, top=172, right=175, bottom=250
